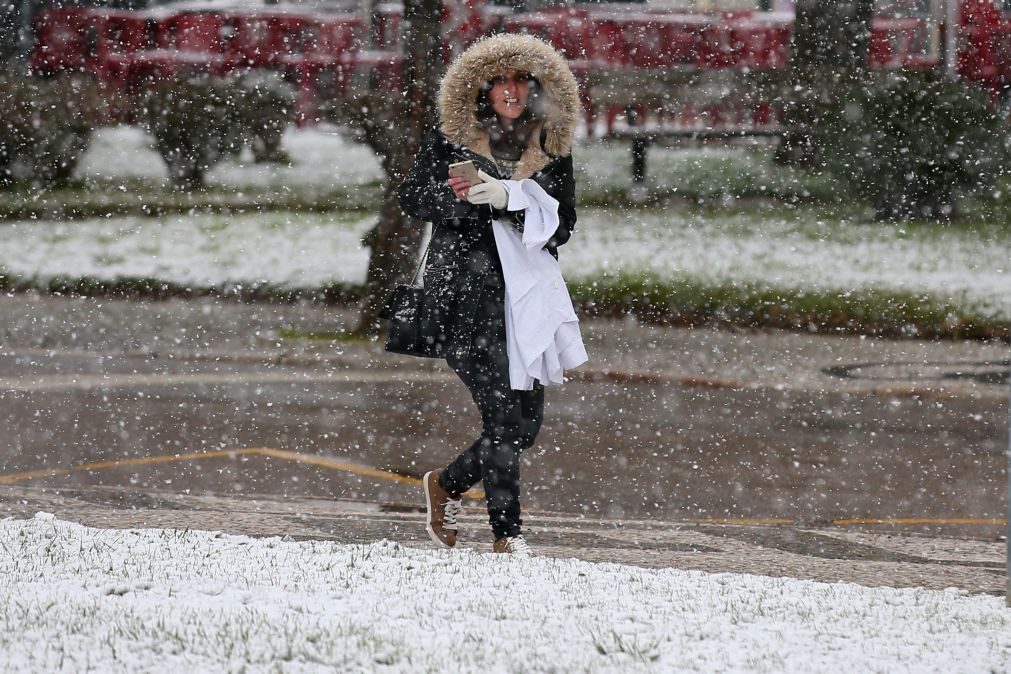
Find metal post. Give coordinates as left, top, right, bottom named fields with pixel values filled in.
left=944, top=0, right=959, bottom=80
left=929, top=0, right=942, bottom=67
left=1006, top=354, right=1010, bottom=607
left=631, top=137, right=648, bottom=184
left=16, top=0, right=33, bottom=67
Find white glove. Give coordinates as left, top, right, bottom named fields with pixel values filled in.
left=466, top=170, right=508, bottom=209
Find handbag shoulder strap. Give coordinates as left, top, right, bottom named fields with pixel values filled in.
left=409, top=221, right=439, bottom=286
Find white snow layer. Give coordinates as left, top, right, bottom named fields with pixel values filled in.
left=0, top=212, right=374, bottom=289
left=1, top=124, right=1005, bottom=317
left=1, top=209, right=1008, bottom=318
left=1, top=514, right=1008, bottom=673
left=76, top=125, right=385, bottom=188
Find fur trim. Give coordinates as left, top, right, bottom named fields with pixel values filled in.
left=439, top=34, right=580, bottom=178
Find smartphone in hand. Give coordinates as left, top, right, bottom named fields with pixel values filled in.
left=448, top=160, right=483, bottom=185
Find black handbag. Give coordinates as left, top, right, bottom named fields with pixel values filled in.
left=378, top=231, right=445, bottom=358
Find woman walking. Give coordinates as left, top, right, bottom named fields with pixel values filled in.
left=397, top=34, right=583, bottom=555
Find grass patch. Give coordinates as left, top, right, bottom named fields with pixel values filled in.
left=569, top=275, right=1009, bottom=341
left=577, top=141, right=845, bottom=207
left=2, top=271, right=1006, bottom=342
left=0, top=273, right=363, bottom=305
left=5, top=139, right=1010, bottom=223
left=0, top=142, right=853, bottom=218
left=0, top=178, right=384, bottom=220
left=578, top=141, right=1011, bottom=223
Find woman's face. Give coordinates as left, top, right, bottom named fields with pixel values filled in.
left=487, top=71, right=530, bottom=122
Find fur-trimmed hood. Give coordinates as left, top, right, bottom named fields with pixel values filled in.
left=438, top=33, right=580, bottom=179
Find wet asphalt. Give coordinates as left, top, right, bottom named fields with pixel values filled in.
left=1, top=293, right=1008, bottom=542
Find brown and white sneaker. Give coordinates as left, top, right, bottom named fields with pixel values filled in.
left=493, top=535, right=532, bottom=557
left=423, top=470, right=462, bottom=548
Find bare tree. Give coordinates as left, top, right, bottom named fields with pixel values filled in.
left=348, top=0, right=444, bottom=337
left=776, top=0, right=874, bottom=165
left=792, top=0, right=874, bottom=70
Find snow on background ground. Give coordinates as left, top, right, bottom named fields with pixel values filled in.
left=0, top=125, right=1004, bottom=319
left=72, top=125, right=832, bottom=202
left=2, top=514, right=1009, bottom=673
left=76, top=125, right=385, bottom=189
left=210, top=125, right=385, bottom=189
left=2, top=210, right=1008, bottom=316
left=0, top=213, right=374, bottom=288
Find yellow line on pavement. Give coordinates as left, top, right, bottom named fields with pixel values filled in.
left=0, top=447, right=486, bottom=500
left=832, top=517, right=1007, bottom=526
left=255, top=447, right=486, bottom=501
left=76, top=448, right=264, bottom=472
left=695, top=517, right=796, bottom=525
left=255, top=447, right=420, bottom=486
left=697, top=517, right=1008, bottom=527
left=0, top=454, right=999, bottom=522
left=694, top=517, right=1009, bottom=527
left=0, top=467, right=72, bottom=484
left=0, top=448, right=263, bottom=485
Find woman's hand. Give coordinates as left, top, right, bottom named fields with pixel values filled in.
left=448, top=176, right=472, bottom=201
left=465, top=170, right=508, bottom=208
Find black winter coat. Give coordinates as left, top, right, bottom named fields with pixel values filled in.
left=397, top=131, right=577, bottom=360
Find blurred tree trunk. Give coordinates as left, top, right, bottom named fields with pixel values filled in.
left=353, top=0, right=443, bottom=337
left=776, top=0, right=874, bottom=165
left=792, top=0, right=874, bottom=70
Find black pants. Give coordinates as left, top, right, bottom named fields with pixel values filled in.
left=438, top=286, right=545, bottom=539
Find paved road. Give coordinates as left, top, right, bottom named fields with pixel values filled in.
left=0, top=484, right=1004, bottom=595
left=0, top=294, right=1008, bottom=591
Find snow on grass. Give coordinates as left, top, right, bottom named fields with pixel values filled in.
left=1, top=209, right=1008, bottom=318
left=576, top=141, right=837, bottom=200
left=0, top=212, right=373, bottom=289
left=77, top=126, right=823, bottom=200
left=77, top=125, right=385, bottom=189
left=18, top=124, right=1011, bottom=319
left=1, top=514, right=1008, bottom=673
left=565, top=209, right=1011, bottom=319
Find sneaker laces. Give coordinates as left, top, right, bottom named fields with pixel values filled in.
left=506, top=535, right=532, bottom=556
left=443, top=498, right=462, bottom=531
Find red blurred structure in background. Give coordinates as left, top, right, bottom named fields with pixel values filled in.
left=28, top=0, right=1011, bottom=130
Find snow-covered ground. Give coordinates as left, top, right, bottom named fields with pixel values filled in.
left=73, top=125, right=821, bottom=198
left=76, top=125, right=385, bottom=190
left=1, top=208, right=1008, bottom=318
left=0, top=125, right=1000, bottom=319
left=2, top=513, right=1008, bottom=673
